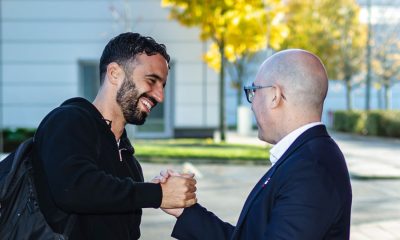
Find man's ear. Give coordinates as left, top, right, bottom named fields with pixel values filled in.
left=270, top=85, right=283, bottom=108
left=106, top=62, right=124, bottom=86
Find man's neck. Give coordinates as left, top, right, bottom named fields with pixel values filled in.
left=277, top=115, right=322, bottom=143
left=93, top=97, right=125, bottom=141
left=109, top=119, right=125, bottom=141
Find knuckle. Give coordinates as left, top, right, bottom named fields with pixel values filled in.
left=183, top=186, right=189, bottom=192
left=184, top=193, right=191, bottom=200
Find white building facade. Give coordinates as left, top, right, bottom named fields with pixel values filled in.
left=1, top=0, right=400, bottom=138
left=1, top=0, right=219, bottom=138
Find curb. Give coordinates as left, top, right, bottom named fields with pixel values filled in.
left=330, top=131, right=400, bottom=143
left=137, top=157, right=270, bottom=166
left=349, top=173, right=400, bottom=180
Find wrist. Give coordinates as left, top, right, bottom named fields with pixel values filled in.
left=175, top=208, right=184, bottom=218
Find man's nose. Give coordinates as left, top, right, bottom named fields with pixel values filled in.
left=152, top=84, right=165, bottom=103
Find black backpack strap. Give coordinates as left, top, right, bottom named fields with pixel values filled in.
left=62, top=214, right=77, bottom=237
left=30, top=136, right=77, bottom=238
left=1, top=137, right=34, bottom=197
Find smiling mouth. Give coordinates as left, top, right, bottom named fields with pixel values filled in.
left=140, top=98, right=154, bottom=112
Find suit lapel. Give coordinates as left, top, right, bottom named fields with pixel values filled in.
left=232, top=125, right=329, bottom=239
left=234, top=165, right=276, bottom=231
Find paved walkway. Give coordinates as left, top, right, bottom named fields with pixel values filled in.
left=1, top=130, right=400, bottom=239
left=226, top=130, right=400, bottom=179
left=141, top=163, right=400, bottom=239
left=329, top=131, right=400, bottom=239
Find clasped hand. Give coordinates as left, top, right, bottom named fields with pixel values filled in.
left=152, top=169, right=197, bottom=217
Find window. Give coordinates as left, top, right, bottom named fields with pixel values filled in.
left=79, top=61, right=100, bottom=101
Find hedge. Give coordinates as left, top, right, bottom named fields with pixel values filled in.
left=381, top=111, right=400, bottom=137
left=1, top=128, right=36, bottom=152
left=333, top=110, right=400, bottom=138
left=332, top=110, right=365, bottom=134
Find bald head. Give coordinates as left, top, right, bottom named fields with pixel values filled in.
left=259, top=49, right=328, bottom=117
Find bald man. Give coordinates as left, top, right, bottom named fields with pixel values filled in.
left=165, top=49, right=352, bottom=240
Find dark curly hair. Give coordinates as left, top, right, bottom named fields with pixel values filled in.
left=99, top=32, right=170, bottom=83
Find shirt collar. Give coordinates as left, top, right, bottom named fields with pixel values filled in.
left=269, top=122, right=323, bottom=166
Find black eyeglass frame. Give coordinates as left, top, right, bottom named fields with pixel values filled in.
left=243, top=84, right=272, bottom=103
left=243, top=84, right=286, bottom=103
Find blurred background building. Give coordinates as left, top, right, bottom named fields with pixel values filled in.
left=0, top=0, right=219, bottom=139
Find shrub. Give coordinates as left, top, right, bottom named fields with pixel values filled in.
left=333, top=111, right=365, bottom=134
left=365, top=111, right=385, bottom=136
left=2, top=128, right=36, bottom=152
left=381, top=111, right=400, bottom=138
left=333, top=110, right=400, bottom=138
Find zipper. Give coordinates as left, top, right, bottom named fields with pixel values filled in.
left=118, top=147, right=137, bottom=180
left=118, top=148, right=126, bottom=162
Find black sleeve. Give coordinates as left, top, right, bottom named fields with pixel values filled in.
left=35, top=107, right=161, bottom=214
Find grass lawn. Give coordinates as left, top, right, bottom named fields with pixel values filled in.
left=132, top=138, right=270, bottom=164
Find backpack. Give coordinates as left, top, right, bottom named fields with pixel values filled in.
left=0, top=138, right=75, bottom=240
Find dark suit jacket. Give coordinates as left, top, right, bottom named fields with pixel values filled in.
left=172, top=125, right=352, bottom=240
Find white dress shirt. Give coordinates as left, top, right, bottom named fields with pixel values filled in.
left=269, top=122, right=323, bottom=166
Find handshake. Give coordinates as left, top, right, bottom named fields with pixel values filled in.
left=152, top=169, right=197, bottom=218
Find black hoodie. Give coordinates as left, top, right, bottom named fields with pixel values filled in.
left=33, top=97, right=162, bottom=240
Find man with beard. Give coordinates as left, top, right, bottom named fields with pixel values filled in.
left=32, top=32, right=197, bottom=240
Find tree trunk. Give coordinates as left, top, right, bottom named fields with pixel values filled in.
left=346, top=78, right=352, bottom=110
left=384, top=83, right=391, bottom=110
left=236, top=62, right=244, bottom=107
left=219, top=41, right=227, bottom=142
left=378, top=88, right=383, bottom=109
left=238, top=81, right=243, bottom=104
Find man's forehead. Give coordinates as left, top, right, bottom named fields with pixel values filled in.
left=136, top=52, right=167, bottom=62
left=133, top=54, right=168, bottom=70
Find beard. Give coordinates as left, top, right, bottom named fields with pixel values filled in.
left=116, top=77, right=148, bottom=125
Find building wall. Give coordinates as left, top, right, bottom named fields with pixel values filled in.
left=1, top=0, right=399, bottom=134
left=1, top=0, right=219, bottom=133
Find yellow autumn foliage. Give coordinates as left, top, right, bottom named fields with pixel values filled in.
left=161, top=0, right=288, bottom=72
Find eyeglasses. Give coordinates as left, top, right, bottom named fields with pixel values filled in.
left=243, top=83, right=286, bottom=103
left=243, top=83, right=273, bottom=103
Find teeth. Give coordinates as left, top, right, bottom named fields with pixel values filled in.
left=142, top=99, right=152, bottom=111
